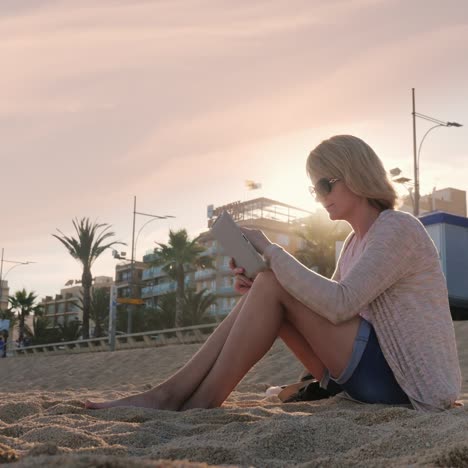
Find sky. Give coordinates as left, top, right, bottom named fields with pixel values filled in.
left=1, top=0, right=467, bottom=299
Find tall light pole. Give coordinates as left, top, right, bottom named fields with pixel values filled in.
left=0, top=248, right=35, bottom=310
left=411, top=88, right=462, bottom=217
left=126, top=196, right=175, bottom=334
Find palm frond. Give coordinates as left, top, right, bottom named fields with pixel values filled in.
left=150, top=228, right=215, bottom=327
left=53, top=217, right=125, bottom=338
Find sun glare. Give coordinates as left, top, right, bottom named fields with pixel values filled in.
left=245, top=130, right=323, bottom=213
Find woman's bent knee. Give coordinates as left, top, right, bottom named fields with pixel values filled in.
left=254, top=270, right=281, bottom=289
left=253, top=270, right=290, bottom=301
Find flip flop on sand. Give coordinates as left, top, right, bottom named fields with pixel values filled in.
left=278, top=378, right=343, bottom=403
left=277, top=378, right=317, bottom=402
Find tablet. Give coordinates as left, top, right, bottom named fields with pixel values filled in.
left=211, top=211, right=268, bottom=279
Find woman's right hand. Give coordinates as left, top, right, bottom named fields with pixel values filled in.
left=229, top=258, right=253, bottom=295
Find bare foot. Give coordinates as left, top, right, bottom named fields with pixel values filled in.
left=85, top=387, right=178, bottom=411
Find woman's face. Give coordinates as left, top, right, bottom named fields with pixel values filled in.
left=311, top=177, right=364, bottom=221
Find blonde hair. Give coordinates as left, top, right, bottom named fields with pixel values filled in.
left=306, top=135, right=398, bottom=211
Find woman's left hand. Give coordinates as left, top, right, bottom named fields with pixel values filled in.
left=240, top=227, right=272, bottom=255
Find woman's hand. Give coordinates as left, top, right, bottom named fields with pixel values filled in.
left=240, top=227, right=272, bottom=255
left=229, top=257, right=254, bottom=295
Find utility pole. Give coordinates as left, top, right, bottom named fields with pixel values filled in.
left=411, top=88, right=462, bottom=218
left=108, top=284, right=117, bottom=351
left=128, top=196, right=137, bottom=334
left=0, top=249, right=35, bottom=311
left=412, top=88, right=419, bottom=217
left=125, top=197, right=175, bottom=335
left=0, top=248, right=4, bottom=287
left=0, top=248, right=4, bottom=311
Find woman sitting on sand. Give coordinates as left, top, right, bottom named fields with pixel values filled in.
left=86, top=135, right=461, bottom=412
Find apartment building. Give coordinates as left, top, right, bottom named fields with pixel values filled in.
left=399, top=187, right=467, bottom=217
left=0, top=280, right=9, bottom=312
left=114, top=261, right=146, bottom=300
left=40, top=276, right=113, bottom=327
left=141, top=197, right=312, bottom=317
left=140, top=261, right=177, bottom=309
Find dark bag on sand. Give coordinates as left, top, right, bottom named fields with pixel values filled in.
left=278, top=374, right=342, bottom=403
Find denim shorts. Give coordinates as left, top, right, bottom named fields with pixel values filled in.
left=327, top=319, right=410, bottom=405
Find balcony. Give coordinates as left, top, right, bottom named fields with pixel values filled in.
left=218, top=264, right=232, bottom=274
left=141, top=286, right=152, bottom=298
left=203, top=245, right=218, bottom=256
left=142, top=266, right=167, bottom=280
left=141, top=282, right=177, bottom=298
left=44, top=310, right=80, bottom=318
left=194, top=269, right=216, bottom=281
left=215, top=308, right=232, bottom=316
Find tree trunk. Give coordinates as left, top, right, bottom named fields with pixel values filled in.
left=174, top=265, right=185, bottom=327
left=81, top=267, right=92, bottom=339
left=19, top=310, right=25, bottom=341
left=94, top=320, right=102, bottom=338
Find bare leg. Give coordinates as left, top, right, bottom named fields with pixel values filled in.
left=85, top=288, right=324, bottom=410
left=181, top=271, right=359, bottom=409
left=85, top=294, right=249, bottom=409
left=85, top=292, right=325, bottom=410
left=278, top=319, right=326, bottom=380
left=87, top=271, right=359, bottom=411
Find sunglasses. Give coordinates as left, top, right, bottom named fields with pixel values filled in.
left=308, top=178, right=340, bottom=198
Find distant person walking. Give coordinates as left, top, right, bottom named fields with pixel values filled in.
left=86, top=135, right=461, bottom=412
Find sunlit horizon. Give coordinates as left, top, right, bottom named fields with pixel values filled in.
left=1, top=0, right=467, bottom=298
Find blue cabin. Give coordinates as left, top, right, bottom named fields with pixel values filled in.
left=419, top=211, right=468, bottom=319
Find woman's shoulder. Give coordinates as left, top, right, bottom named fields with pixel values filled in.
left=369, top=209, right=430, bottom=245
left=377, top=209, right=426, bottom=232
left=379, top=208, right=417, bottom=223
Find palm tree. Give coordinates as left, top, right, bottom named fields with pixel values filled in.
left=76, top=287, right=111, bottom=337
left=89, top=288, right=110, bottom=337
left=150, top=292, right=176, bottom=330
left=53, top=218, right=124, bottom=339
left=152, top=229, right=213, bottom=327
left=8, top=289, right=42, bottom=341
left=31, top=315, right=61, bottom=345
left=294, top=215, right=351, bottom=278
left=58, top=318, right=83, bottom=342
left=182, top=287, right=217, bottom=326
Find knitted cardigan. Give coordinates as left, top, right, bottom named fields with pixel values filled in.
left=263, top=209, right=461, bottom=411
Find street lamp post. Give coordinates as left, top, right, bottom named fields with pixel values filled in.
left=0, top=248, right=36, bottom=311
left=126, top=196, right=175, bottom=334
left=411, top=88, right=463, bottom=217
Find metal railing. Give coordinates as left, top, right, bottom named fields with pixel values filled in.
left=142, top=266, right=167, bottom=280
left=194, top=268, right=216, bottom=281
left=141, top=282, right=177, bottom=297
left=10, top=323, right=219, bottom=357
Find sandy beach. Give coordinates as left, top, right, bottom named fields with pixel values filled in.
left=1, top=321, right=468, bottom=467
